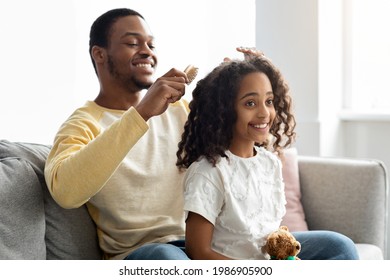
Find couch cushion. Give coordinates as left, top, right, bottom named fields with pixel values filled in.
left=43, top=183, right=102, bottom=259
left=0, top=140, right=102, bottom=259
left=355, top=243, right=383, bottom=260
left=281, top=148, right=308, bottom=232
left=0, top=156, right=46, bottom=259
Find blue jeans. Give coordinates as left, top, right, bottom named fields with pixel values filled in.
left=124, top=240, right=189, bottom=260
left=124, top=231, right=359, bottom=260
left=293, top=230, right=359, bottom=260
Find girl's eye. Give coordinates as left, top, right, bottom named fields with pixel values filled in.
left=266, top=99, right=274, bottom=105
left=126, top=43, right=139, bottom=47
left=246, top=100, right=256, bottom=107
left=148, top=44, right=156, bottom=50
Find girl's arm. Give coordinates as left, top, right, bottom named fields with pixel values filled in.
left=185, top=212, right=232, bottom=260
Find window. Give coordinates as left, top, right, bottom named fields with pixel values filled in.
left=343, top=0, right=390, bottom=113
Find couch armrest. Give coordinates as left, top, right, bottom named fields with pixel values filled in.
left=298, top=156, right=388, bottom=257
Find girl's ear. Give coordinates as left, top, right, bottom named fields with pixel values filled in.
left=91, top=46, right=106, bottom=64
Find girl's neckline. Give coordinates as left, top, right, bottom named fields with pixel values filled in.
left=227, top=147, right=260, bottom=160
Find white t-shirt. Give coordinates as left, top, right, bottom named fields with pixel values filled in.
left=183, top=146, right=286, bottom=259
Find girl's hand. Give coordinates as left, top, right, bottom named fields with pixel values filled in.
left=236, top=46, right=265, bottom=60
left=223, top=47, right=265, bottom=62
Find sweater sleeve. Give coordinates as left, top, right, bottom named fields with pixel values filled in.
left=44, top=106, right=149, bottom=209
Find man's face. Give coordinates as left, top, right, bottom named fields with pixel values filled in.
left=106, top=15, right=157, bottom=91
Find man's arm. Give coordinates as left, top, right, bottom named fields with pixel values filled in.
left=44, top=107, right=148, bottom=209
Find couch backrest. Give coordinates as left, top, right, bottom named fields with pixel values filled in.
left=0, top=140, right=102, bottom=259
left=298, top=155, right=388, bottom=256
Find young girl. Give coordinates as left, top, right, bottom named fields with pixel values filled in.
left=176, top=56, right=296, bottom=260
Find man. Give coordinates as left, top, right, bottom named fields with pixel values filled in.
left=45, top=8, right=189, bottom=260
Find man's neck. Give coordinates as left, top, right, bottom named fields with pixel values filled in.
left=94, top=90, right=142, bottom=110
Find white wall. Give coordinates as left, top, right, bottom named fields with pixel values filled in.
left=255, top=0, right=321, bottom=155
left=0, top=0, right=255, bottom=144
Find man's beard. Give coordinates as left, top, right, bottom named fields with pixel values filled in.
left=107, top=55, right=153, bottom=91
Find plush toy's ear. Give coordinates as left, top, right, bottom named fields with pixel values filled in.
left=280, top=225, right=289, bottom=231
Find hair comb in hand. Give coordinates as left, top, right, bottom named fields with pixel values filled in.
left=184, top=65, right=199, bottom=85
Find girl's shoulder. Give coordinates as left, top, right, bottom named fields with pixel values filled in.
left=184, top=157, right=226, bottom=190
left=187, top=156, right=220, bottom=175
left=186, top=155, right=228, bottom=177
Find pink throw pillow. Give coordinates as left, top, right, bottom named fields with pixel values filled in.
left=281, top=148, right=308, bottom=231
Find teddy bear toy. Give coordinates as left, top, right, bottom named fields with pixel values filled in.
left=265, top=225, right=301, bottom=260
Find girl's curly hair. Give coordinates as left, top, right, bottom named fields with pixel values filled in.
left=176, top=57, right=296, bottom=170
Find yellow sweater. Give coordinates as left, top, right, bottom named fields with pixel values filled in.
left=44, top=100, right=189, bottom=259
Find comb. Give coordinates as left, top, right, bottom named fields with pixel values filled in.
left=184, top=65, right=199, bottom=85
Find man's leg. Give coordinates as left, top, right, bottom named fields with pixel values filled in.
left=124, top=240, right=189, bottom=260
left=293, top=230, right=359, bottom=260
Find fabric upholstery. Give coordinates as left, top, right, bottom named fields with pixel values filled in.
left=0, top=140, right=102, bottom=259
left=0, top=157, right=46, bottom=259
left=281, top=148, right=308, bottom=232
left=355, top=244, right=384, bottom=260
left=299, top=156, right=388, bottom=256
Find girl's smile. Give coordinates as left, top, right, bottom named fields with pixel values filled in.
left=249, top=122, right=269, bottom=130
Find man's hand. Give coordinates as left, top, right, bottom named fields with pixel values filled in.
left=135, top=68, right=189, bottom=121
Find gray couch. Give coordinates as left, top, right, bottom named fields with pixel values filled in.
left=299, top=156, right=388, bottom=260
left=0, top=139, right=388, bottom=259
left=0, top=140, right=102, bottom=259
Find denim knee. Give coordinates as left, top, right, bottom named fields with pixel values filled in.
left=293, top=230, right=359, bottom=260
left=124, top=242, right=189, bottom=260
left=325, top=231, right=359, bottom=260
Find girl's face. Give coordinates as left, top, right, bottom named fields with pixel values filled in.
left=229, top=72, right=276, bottom=158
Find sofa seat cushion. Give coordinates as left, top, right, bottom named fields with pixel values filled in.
left=355, top=243, right=383, bottom=260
